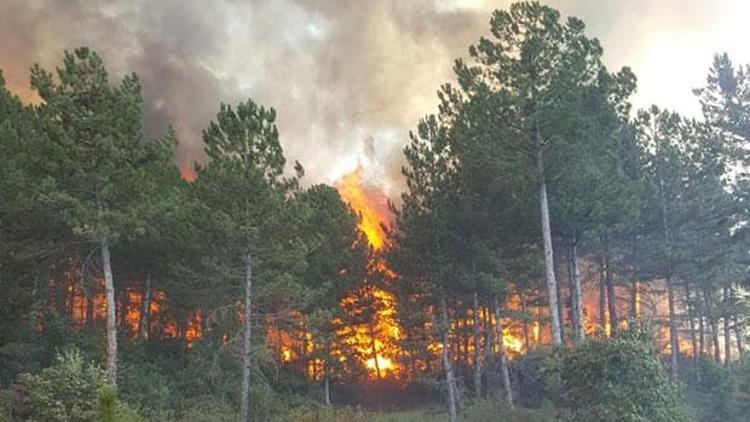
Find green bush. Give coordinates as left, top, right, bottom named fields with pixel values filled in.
left=556, top=326, right=689, bottom=422
left=117, top=360, right=175, bottom=418
left=180, top=397, right=237, bottom=422
left=14, top=348, right=108, bottom=421
left=10, top=348, right=143, bottom=422
left=683, top=356, right=736, bottom=421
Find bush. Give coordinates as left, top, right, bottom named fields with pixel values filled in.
left=117, top=360, right=175, bottom=418
left=14, top=348, right=108, bottom=421
left=556, top=326, right=688, bottom=422
left=180, top=397, right=237, bottom=422
left=10, top=348, right=143, bottom=422
left=682, top=356, right=736, bottom=422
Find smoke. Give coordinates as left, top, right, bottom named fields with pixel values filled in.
left=2, top=0, right=749, bottom=192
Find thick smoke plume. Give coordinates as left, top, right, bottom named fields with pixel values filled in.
left=2, top=0, right=748, bottom=192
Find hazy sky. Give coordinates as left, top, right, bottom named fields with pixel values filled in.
left=2, top=0, right=749, bottom=194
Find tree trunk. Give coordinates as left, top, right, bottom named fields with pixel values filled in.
left=536, top=144, right=561, bottom=345
left=657, top=173, right=678, bottom=380
left=472, top=292, right=482, bottom=397
left=604, top=237, right=618, bottom=337
left=732, top=288, right=744, bottom=359
left=324, top=341, right=332, bottom=406
left=483, top=306, right=495, bottom=397
left=599, top=258, right=608, bottom=337
left=138, top=274, right=151, bottom=343
left=240, top=250, right=253, bottom=422
left=629, top=232, right=639, bottom=320
left=723, top=284, right=733, bottom=371
left=86, top=288, right=95, bottom=329
left=555, top=256, right=566, bottom=343
left=570, top=242, right=585, bottom=341
left=704, top=289, right=721, bottom=364
left=494, top=297, right=514, bottom=408
left=518, top=288, right=530, bottom=350
left=666, top=275, right=679, bottom=382
left=101, top=237, right=118, bottom=387
left=697, top=289, right=706, bottom=356
left=440, top=297, right=459, bottom=422
left=684, top=281, right=698, bottom=363
left=566, top=248, right=578, bottom=338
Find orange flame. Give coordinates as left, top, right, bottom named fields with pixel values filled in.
left=335, top=166, right=391, bottom=250
left=180, top=166, right=197, bottom=183
left=335, top=166, right=403, bottom=378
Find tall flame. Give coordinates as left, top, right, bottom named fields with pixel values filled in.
left=336, top=166, right=402, bottom=378
left=336, top=166, right=390, bottom=250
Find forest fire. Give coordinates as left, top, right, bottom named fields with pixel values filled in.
left=335, top=165, right=403, bottom=378
left=335, top=166, right=391, bottom=250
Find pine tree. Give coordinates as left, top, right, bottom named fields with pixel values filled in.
left=195, top=98, right=302, bottom=422
left=30, top=48, right=172, bottom=386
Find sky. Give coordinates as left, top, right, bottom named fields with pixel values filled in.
left=1, top=0, right=749, bottom=196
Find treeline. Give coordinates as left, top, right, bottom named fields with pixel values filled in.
left=1, top=1, right=749, bottom=421
left=0, top=46, right=388, bottom=420
left=385, top=2, right=750, bottom=421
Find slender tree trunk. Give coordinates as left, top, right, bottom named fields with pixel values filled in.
left=324, top=341, right=331, bottom=406
left=370, top=323, right=382, bottom=379
left=518, top=287, right=530, bottom=350
left=704, top=288, right=721, bottom=364
left=684, top=281, right=698, bottom=363
left=697, top=289, right=706, bottom=356
left=535, top=126, right=561, bottom=346
left=732, top=288, right=744, bottom=359
left=240, top=250, right=253, bottom=422
left=101, top=237, right=118, bottom=387
left=723, top=284, right=733, bottom=371
left=483, top=305, right=495, bottom=397
left=566, top=247, right=578, bottom=338
left=599, top=258, right=608, bottom=337
left=630, top=232, right=639, bottom=320
left=472, top=292, right=482, bottom=397
left=555, top=256, right=566, bottom=343
left=86, top=288, right=95, bottom=329
left=657, top=174, right=678, bottom=381
left=666, top=275, right=679, bottom=382
left=494, top=297, right=513, bottom=408
left=138, top=274, right=151, bottom=343
left=440, top=297, right=459, bottom=422
left=570, top=242, right=585, bottom=341
left=604, top=237, right=618, bottom=337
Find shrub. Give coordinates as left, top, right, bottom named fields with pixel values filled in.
left=180, top=397, right=237, bottom=422
left=682, top=356, right=736, bottom=421
left=14, top=348, right=108, bottom=421
left=117, top=360, right=175, bottom=418
left=556, top=326, right=688, bottom=422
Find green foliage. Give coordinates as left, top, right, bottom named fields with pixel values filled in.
left=180, top=398, right=237, bottom=422
left=683, top=357, right=735, bottom=422
left=556, top=327, right=688, bottom=422
left=460, top=399, right=552, bottom=422
left=116, top=360, right=175, bottom=419
left=14, top=349, right=108, bottom=421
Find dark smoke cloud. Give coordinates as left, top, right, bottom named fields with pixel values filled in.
left=2, top=0, right=748, bottom=194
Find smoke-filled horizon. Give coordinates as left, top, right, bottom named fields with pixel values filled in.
left=2, top=0, right=749, bottom=196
